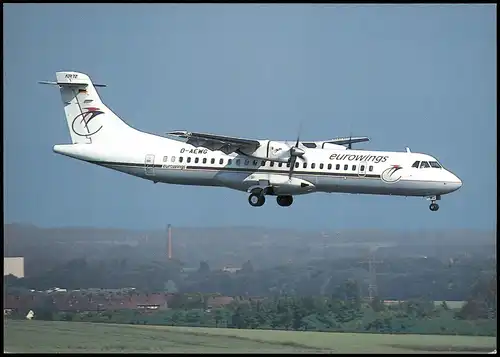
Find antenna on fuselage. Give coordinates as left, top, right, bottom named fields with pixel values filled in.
left=405, top=147, right=411, bottom=153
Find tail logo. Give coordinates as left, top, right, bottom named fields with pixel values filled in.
left=72, top=107, right=104, bottom=137
left=381, top=165, right=403, bottom=183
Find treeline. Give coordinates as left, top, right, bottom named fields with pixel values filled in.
left=5, top=255, right=496, bottom=302
left=9, top=282, right=496, bottom=337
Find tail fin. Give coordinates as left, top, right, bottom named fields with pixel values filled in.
left=40, top=71, right=133, bottom=144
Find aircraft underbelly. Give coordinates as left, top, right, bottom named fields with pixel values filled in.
left=106, top=165, right=221, bottom=187
left=317, top=177, right=447, bottom=196
left=213, top=171, right=251, bottom=191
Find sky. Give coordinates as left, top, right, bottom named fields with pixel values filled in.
left=3, top=4, right=497, bottom=231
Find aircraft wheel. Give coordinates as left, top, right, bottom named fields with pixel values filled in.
left=277, top=195, right=293, bottom=207
left=248, top=193, right=265, bottom=207
left=429, top=203, right=439, bottom=211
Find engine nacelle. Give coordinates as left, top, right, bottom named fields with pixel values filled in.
left=240, top=140, right=291, bottom=162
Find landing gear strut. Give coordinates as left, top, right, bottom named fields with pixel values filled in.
left=248, top=192, right=265, bottom=207
left=427, top=195, right=441, bottom=212
left=277, top=195, right=293, bottom=207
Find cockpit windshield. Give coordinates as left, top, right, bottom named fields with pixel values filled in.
left=412, top=160, right=442, bottom=169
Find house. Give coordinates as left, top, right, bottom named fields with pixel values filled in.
left=206, top=296, right=234, bottom=309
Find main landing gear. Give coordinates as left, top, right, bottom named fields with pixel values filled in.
left=248, top=192, right=266, bottom=207
left=276, top=195, right=293, bottom=207
left=427, top=195, right=441, bottom=212
left=248, top=189, right=293, bottom=207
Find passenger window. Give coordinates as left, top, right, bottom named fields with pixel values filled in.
left=261, top=160, right=265, bottom=166
left=244, top=159, right=249, bottom=166
left=336, top=164, right=340, bottom=170
left=163, top=156, right=168, bottom=162
left=303, top=163, right=307, bottom=169
left=195, top=157, right=199, bottom=164
left=211, top=158, right=215, bottom=164
left=344, top=164, right=348, bottom=170
left=187, top=157, right=191, bottom=163
left=236, top=159, right=241, bottom=166
left=429, top=161, right=441, bottom=168
left=412, top=161, right=420, bottom=168
left=420, top=161, right=430, bottom=168
left=311, top=163, right=316, bottom=169
left=219, top=158, right=223, bottom=165
left=369, top=165, right=373, bottom=172
left=295, top=162, right=299, bottom=168
left=228, top=159, right=232, bottom=165
left=203, top=158, right=207, bottom=164
left=360, top=165, right=365, bottom=171
left=352, top=165, right=356, bottom=171
left=328, top=164, right=332, bottom=170
left=253, top=160, right=258, bottom=166
left=270, top=161, right=274, bottom=167
left=171, top=156, right=176, bottom=162
left=320, top=163, right=324, bottom=169
left=278, top=162, right=283, bottom=168
left=178, top=157, right=182, bottom=163
left=286, top=162, right=291, bottom=168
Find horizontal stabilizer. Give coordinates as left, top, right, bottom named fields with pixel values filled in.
left=38, top=80, right=107, bottom=88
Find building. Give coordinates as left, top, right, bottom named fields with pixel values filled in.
left=222, top=266, right=241, bottom=274
left=4, top=257, right=25, bottom=278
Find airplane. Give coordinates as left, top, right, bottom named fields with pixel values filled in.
left=40, top=71, right=462, bottom=212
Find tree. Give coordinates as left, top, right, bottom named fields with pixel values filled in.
left=241, top=260, right=254, bottom=273
left=198, top=261, right=210, bottom=274
left=164, top=280, right=178, bottom=293
left=215, top=310, right=223, bottom=327
left=371, top=296, right=385, bottom=312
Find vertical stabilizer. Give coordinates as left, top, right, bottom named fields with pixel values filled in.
left=41, top=71, right=134, bottom=144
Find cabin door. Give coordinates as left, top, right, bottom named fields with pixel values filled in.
left=358, top=161, right=367, bottom=177
left=144, top=154, right=156, bottom=176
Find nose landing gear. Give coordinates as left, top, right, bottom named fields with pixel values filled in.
left=427, top=195, right=441, bottom=212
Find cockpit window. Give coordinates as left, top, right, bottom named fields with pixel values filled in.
left=302, top=142, right=317, bottom=148
left=412, top=161, right=420, bottom=168
left=420, top=161, right=430, bottom=168
left=429, top=161, right=441, bottom=168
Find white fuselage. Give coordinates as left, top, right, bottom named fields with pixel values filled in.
left=44, top=70, right=462, bottom=210
left=53, top=130, right=463, bottom=198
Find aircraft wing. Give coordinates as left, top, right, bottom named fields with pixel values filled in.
left=166, top=130, right=261, bottom=154
left=326, top=136, right=370, bottom=146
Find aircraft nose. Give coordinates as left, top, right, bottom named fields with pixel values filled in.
left=449, top=173, right=462, bottom=191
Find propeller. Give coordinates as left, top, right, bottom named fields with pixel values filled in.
left=287, top=128, right=306, bottom=180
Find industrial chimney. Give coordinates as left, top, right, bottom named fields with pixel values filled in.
left=167, top=224, right=172, bottom=260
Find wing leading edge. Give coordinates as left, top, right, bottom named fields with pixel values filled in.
left=325, top=136, right=370, bottom=146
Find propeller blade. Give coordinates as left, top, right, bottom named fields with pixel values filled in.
left=288, top=156, right=297, bottom=179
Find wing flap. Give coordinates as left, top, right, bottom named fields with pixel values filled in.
left=166, top=130, right=261, bottom=154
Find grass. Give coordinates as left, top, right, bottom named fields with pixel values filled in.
left=4, top=319, right=497, bottom=353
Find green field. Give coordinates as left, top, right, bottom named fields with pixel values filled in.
left=4, top=320, right=496, bottom=353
